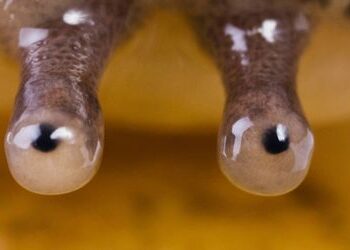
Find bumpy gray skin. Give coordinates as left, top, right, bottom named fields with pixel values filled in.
left=0, top=0, right=338, bottom=195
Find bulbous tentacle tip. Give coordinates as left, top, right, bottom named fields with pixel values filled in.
left=4, top=110, right=104, bottom=195
left=218, top=114, right=314, bottom=196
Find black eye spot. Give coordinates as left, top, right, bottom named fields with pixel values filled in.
left=262, top=126, right=289, bottom=154
left=31, top=124, right=59, bottom=153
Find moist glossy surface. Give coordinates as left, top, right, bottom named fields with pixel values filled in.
left=0, top=6, right=349, bottom=249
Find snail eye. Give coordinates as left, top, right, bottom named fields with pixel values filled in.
left=4, top=111, right=103, bottom=195
left=219, top=116, right=314, bottom=196
left=262, top=124, right=290, bottom=154
left=31, top=123, right=60, bottom=152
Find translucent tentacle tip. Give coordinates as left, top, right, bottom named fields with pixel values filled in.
left=4, top=110, right=103, bottom=195
left=219, top=115, right=314, bottom=196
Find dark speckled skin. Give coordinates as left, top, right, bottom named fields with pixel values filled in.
left=191, top=3, right=315, bottom=195
left=11, top=0, right=134, bottom=152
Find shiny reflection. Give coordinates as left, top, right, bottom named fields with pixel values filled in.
left=219, top=116, right=314, bottom=196
left=224, top=18, right=280, bottom=66
left=18, top=27, right=49, bottom=48
left=231, top=116, right=253, bottom=160
left=63, top=9, right=93, bottom=26
left=291, top=130, right=314, bottom=172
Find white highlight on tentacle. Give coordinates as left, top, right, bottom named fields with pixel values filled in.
left=63, top=9, right=94, bottom=26
left=291, top=129, right=314, bottom=171
left=247, top=19, right=278, bottom=43
left=231, top=117, right=254, bottom=160
left=50, top=127, right=74, bottom=141
left=80, top=140, right=102, bottom=168
left=11, top=124, right=74, bottom=150
left=256, top=19, right=278, bottom=43
left=13, top=124, right=40, bottom=149
left=224, top=24, right=250, bottom=66
left=224, top=19, right=278, bottom=66
left=6, top=132, right=12, bottom=144
left=222, top=136, right=228, bottom=158
left=276, top=124, right=288, bottom=142
left=224, top=24, right=247, bottom=52
left=19, top=28, right=49, bottom=48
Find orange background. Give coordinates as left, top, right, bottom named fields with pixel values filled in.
left=0, top=9, right=350, bottom=250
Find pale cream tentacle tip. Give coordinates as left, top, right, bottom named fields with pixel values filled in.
left=219, top=114, right=314, bottom=196
left=4, top=110, right=103, bottom=195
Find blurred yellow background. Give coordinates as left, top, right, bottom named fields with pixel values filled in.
left=0, top=9, right=350, bottom=250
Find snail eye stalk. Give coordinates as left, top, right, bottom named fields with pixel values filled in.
left=4, top=0, right=134, bottom=195
left=196, top=4, right=314, bottom=195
